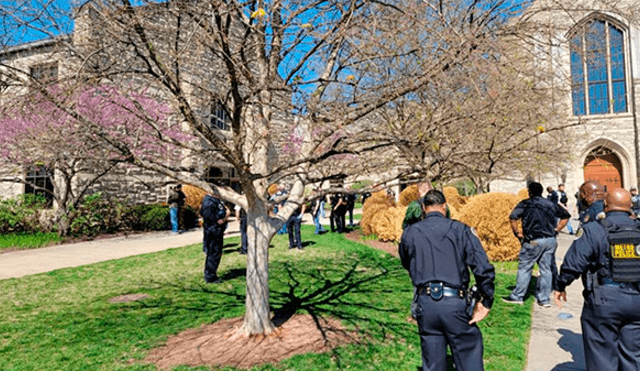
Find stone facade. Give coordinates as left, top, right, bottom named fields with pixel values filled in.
left=491, top=1, right=640, bottom=208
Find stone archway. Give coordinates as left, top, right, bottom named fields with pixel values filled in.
left=583, top=146, right=623, bottom=191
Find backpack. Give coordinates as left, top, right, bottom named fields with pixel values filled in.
left=599, top=219, right=640, bottom=283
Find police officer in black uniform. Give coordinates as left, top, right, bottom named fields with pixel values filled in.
left=399, top=190, right=495, bottom=371
left=200, top=193, right=229, bottom=283
left=554, top=188, right=640, bottom=371
left=578, top=180, right=605, bottom=226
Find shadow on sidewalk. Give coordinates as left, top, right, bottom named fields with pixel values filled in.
left=551, top=329, right=586, bottom=371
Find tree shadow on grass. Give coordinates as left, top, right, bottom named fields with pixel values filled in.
left=265, top=258, right=413, bottom=368
left=271, top=259, right=408, bottom=331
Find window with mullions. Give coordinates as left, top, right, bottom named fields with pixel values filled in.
left=570, top=19, right=627, bottom=116
left=211, top=100, right=231, bottom=131
left=25, top=167, right=54, bottom=204
left=30, top=63, right=58, bottom=83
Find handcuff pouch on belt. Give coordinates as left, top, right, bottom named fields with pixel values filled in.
left=427, top=282, right=444, bottom=300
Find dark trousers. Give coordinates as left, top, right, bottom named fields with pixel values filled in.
left=331, top=206, right=346, bottom=232
left=240, top=216, right=248, bottom=253
left=336, top=210, right=346, bottom=232
left=581, top=285, right=640, bottom=371
left=287, top=216, right=302, bottom=248
left=330, top=207, right=337, bottom=232
left=347, top=205, right=354, bottom=226
left=415, top=293, right=484, bottom=371
left=203, top=226, right=224, bottom=282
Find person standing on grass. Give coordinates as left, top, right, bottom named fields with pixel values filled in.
left=554, top=188, right=640, bottom=371
left=503, top=181, right=570, bottom=307
left=345, top=187, right=357, bottom=228
left=168, top=184, right=186, bottom=233
left=200, top=193, right=229, bottom=284
left=311, top=189, right=327, bottom=235
left=399, top=190, right=495, bottom=371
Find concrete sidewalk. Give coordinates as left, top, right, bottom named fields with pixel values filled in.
left=525, top=232, right=586, bottom=371
left=0, top=211, right=341, bottom=280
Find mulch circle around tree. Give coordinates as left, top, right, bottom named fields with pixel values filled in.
left=144, top=229, right=395, bottom=370
left=343, top=229, right=399, bottom=257
left=145, top=314, right=359, bottom=370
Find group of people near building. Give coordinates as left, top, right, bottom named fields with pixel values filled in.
left=172, top=183, right=361, bottom=285
left=399, top=179, right=639, bottom=371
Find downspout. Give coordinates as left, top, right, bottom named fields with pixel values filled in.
left=628, top=29, right=640, bottom=188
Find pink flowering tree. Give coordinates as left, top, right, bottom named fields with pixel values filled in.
left=0, top=85, right=177, bottom=236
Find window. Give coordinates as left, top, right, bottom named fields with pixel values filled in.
left=570, top=19, right=627, bottom=116
left=30, top=63, right=58, bottom=83
left=25, top=166, right=54, bottom=204
left=211, top=100, right=230, bottom=131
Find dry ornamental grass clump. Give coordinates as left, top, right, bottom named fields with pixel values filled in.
left=443, top=186, right=467, bottom=211
left=182, top=185, right=208, bottom=212
left=360, top=186, right=522, bottom=261
left=361, top=191, right=395, bottom=236
left=517, top=188, right=529, bottom=200
left=399, top=185, right=419, bottom=207
left=457, top=192, right=522, bottom=261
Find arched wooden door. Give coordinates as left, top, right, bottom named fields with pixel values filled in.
left=583, top=147, right=623, bottom=191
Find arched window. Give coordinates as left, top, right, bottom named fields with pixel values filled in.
left=570, top=19, right=627, bottom=116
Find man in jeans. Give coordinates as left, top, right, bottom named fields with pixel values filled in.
left=168, top=184, right=186, bottom=233
left=503, top=182, right=571, bottom=307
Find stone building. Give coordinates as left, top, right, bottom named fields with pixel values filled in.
left=491, top=1, right=640, bottom=204
left=0, top=2, right=269, bottom=205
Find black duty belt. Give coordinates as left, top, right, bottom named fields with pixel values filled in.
left=417, top=282, right=465, bottom=300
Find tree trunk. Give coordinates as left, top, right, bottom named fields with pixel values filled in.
left=236, top=210, right=277, bottom=336
left=55, top=208, right=70, bottom=237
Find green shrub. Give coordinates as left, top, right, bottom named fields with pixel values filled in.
left=351, top=179, right=373, bottom=190
left=69, top=192, right=127, bottom=237
left=139, top=204, right=171, bottom=231
left=0, top=194, right=49, bottom=234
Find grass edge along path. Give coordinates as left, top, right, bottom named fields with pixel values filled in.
left=0, top=226, right=532, bottom=371
left=0, top=232, right=62, bottom=251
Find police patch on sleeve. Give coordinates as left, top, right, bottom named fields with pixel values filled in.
left=575, top=228, right=583, bottom=238
left=470, top=227, right=478, bottom=238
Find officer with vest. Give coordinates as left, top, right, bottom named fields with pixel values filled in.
left=554, top=188, right=640, bottom=371
left=578, top=180, right=605, bottom=226
left=399, top=190, right=495, bottom=371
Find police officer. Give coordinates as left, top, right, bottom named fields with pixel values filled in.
left=630, top=187, right=640, bottom=217
left=578, top=180, right=605, bottom=226
left=554, top=188, right=640, bottom=371
left=503, top=182, right=570, bottom=307
left=399, top=190, right=495, bottom=371
left=200, top=193, right=229, bottom=283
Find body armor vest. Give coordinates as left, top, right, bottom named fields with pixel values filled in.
left=600, top=219, right=640, bottom=283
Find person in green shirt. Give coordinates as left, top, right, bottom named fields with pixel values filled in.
left=402, top=181, right=432, bottom=229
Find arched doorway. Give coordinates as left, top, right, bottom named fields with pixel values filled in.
left=583, top=146, right=623, bottom=191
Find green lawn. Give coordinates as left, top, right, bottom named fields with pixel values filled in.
left=0, top=232, right=62, bottom=251
left=0, top=226, right=532, bottom=370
